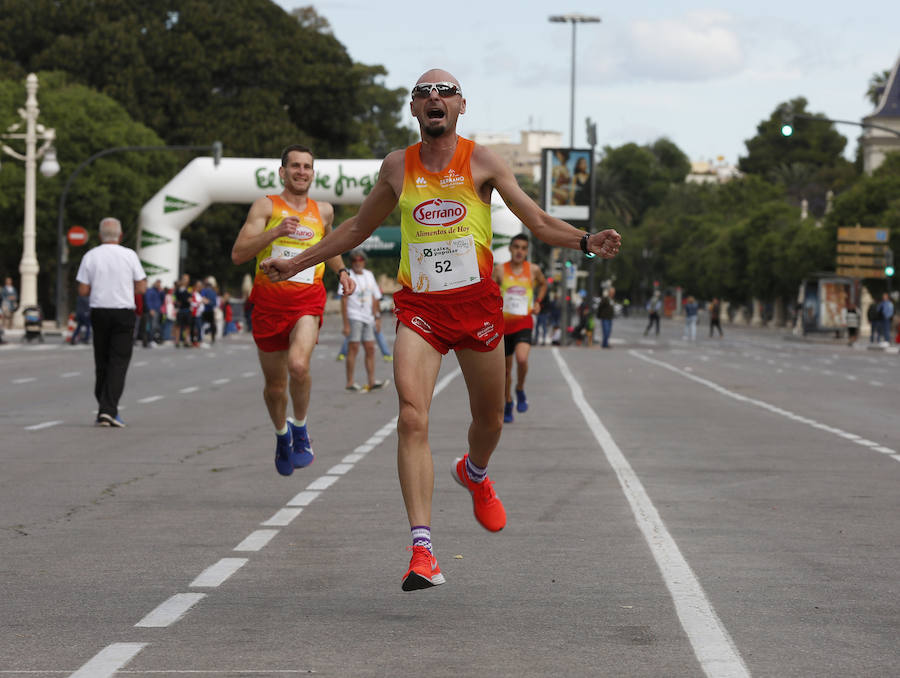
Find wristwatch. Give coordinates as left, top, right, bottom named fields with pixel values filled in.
left=580, top=232, right=596, bottom=259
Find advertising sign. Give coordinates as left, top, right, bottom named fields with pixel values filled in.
left=542, top=148, right=592, bottom=223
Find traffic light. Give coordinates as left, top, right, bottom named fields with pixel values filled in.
left=886, top=249, right=895, bottom=277
left=212, top=140, right=223, bottom=166
left=564, top=260, right=573, bottom=269
left=780, top=121, right=793, bottom=137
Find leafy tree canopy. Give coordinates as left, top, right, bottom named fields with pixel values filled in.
left=0, top=70, right=177, bottom=316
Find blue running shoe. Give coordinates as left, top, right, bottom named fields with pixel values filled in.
left=275, top=430, right=294, bottom=476
left=288, top=418, right=315, bottom=468
left=516, top=389, right=528, bottom=413
left=503, top=401, right=514, bottom=423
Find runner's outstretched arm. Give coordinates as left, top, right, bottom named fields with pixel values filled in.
left=261, top=152, right=403, bottom=282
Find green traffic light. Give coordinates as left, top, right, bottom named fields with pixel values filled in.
left=886, top=265, right=895, bottom=277
left=565, top=260, right=572, bottom=268
left=781, top=123, right=793, bottom=137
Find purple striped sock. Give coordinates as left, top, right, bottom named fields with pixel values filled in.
left=411, top=525, right=432, bottom=552
left=465, top=456, right=487, bottom=483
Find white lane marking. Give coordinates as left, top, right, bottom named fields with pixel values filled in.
left=631, top=350, right=898, bottom=458
left=179, top=386, right=199, bottom=394
left=241, top=371, right=255, bottom=378
left=68, top=642, right=147, bottom=678
left=874, top=446, right=896, bottom=454
left=190, top=558, right=248, bottom=587
left=554, top=349, right=750, bottom=678
left=135, top=593, right=206, bottom=627
left=234, top=529, right=279, bottom=552
left=892, top=455, right=900, bottom=463
left=326, top=463, right=353, bottom=475
left=261, top=507, right=303, bottom=526
left=845, top=375, right=857, bottom=381
left=61, top=371, right=81, bottom=378
left=341, top=453, right=364, bottom=464
left=212, top=378, right=230, bottom=385
left=133, top=361, right=148, bottom=367
left=286, top=490, right=320, bottom=507
left=870, top=381, right=883, bottom=387
left=354, top=443, right=374, bottom=454
left=25, top=420, right=63, bottom=431
left=306, top=475, right=338, bottom=491
left=13, top=377, right=35, bottom=384
left=137, top=395, right=165, bottom=404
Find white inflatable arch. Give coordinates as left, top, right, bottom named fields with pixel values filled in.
left=137, top=157, right=523, bottom=287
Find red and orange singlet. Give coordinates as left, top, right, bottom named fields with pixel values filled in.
left=500, top=261, right=534, bottom=334
left=249, top=195, right=326, bottom=313
left=397, top=137, right=493, bottom=294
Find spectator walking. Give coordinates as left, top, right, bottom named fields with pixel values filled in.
left=222, top=292, right=237, bottom=337
left=71, top=292, right=92, bottom=344
left=142, top=279, right=163, bottom=347
left=173, top=274, right=193, bottom=347
left=684, top=296, right=699, bottom=341
left=644, top=292, right=662, bottom=336
left=1, top=276, right=17, bottom=329
left=190, top=279, right=205, bottom=346
left=877, top=292, right=894, bottom=345
left=709, top=297, right=724, bottom=338
left=844, top=301, right=859, bottom=346
left=339, top=249, right=388, bottom=392
left=200, top=277, right=218, bottom=344
left=596, top=286, right=616, bottom=349
left=75, top=217, right=146, bottom=427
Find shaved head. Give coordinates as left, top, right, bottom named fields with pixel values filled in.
left=416, top=68, right=460, bottom=88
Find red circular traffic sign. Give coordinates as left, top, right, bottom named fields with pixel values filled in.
left=67, top=225, right=88, bottom=247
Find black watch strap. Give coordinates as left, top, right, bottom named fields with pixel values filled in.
left=337, top=268, right=349, bottom=278
left=580, top=232, right=596, bottom=259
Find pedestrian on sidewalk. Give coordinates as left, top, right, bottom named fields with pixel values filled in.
left=76, top=217, right=147, bottom=427
left=709, top=297, right=724, bottom=338
left=339, top=249, right=388, bottom=393
left=644, top=293, right=662, bottom=336
left=684, top=296, right=698, bottom=341
left=596, top=286, right=616, bottom=349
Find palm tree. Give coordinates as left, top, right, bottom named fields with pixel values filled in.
left=866, top=69, right=891, bottom=108
left=594, top=165, right=636, bottom=225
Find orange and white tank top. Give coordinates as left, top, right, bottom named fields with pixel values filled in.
left=397, top=137, right=493, bottom=294
left=501, top=261, right=534, bottom=333
left=251, top=195, right=325, bottom=305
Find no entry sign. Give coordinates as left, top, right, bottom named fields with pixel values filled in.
left=67, top=226, right=88, bottom=247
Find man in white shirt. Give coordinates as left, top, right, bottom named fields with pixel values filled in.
left=339, top=249, right=388, bottom=392
left=76, top=217, right=147, bottom=427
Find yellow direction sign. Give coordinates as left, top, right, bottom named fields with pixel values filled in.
left=836, top=266, right=886, bottom=279
left=837, top=226, right=889, bottom=243
left=836, top=243, right=885, bottom=254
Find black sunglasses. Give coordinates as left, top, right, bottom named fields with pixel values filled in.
left=411, top=82, right=462, bottom=100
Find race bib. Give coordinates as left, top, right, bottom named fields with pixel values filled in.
left=271, top=244, right=315, bottom=284
left=408, top=235, right=479, bottom=293
left=503, top=290, right=529, bottom=316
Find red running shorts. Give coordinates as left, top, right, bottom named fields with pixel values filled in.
left=393, top=277, right=504, bottom=354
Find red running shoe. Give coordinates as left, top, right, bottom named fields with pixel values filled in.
left=452, top=455, right=506, bottom=532
left=401, top=545, right=445, bottom=591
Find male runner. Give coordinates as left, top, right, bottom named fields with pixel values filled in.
left=231, top=144, right=355, bottom=477
left=493, top=233, right=547, bottom=423
left=261, top=70, right=620, bottom=590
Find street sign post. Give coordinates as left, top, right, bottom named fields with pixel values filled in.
left=835, top=225, right=889, bottom=279
left=66, top=225, right=88, bottom=247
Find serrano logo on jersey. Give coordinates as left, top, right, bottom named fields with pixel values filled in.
left=290, top=226, right=315, bottom=241
left=413, top=198, right=467, bottom=228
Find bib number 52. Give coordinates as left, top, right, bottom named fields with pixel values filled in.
left=434, top=260, right=452, bottom=273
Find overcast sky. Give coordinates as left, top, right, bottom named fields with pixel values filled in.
left=276, top=1, right=899, bottom=165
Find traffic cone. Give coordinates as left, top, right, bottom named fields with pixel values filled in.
left=65, top=313, right=77, bottom=343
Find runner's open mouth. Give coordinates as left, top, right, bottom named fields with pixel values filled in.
left=427, top=110, right=445, bottom=119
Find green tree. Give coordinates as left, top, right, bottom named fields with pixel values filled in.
left=0, top=70, right=177, bottom=316
left=866, top=69, right=892, bottom=107
left=739, top=98, right=848, bottom=176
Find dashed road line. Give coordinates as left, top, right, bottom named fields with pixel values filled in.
left=178, top=386, right=199, bottom=394
left=190, top=558, right=248, bottom=587
left=25, top=420, right=63, bottom=431
left=234, top=529, right=279, bottom=552
left=137, top=395, right=165, bottom=404
left=12, top=377, right=36, bottom=384
left=632, top=350, right=899, bottom=461
left=261, top=508, right=303, bottom=527
left=134, top=593, right=206, bottom=628
left=68, top=643, right=147, bottom=678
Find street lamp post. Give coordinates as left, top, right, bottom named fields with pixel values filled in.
left=0, top=73, right=60, bottom=328
left=549, top=13, right=601, bottom=146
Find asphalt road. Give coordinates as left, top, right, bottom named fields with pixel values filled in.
left=1, top=314, right=898, bottom=677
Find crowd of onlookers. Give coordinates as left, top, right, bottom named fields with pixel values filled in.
left=69, top=273, right=246, bottom=347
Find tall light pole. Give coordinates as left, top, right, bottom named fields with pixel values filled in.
left=0, top=73, right=60, bottom=328
left=549, top=13, right=601, bottom=146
